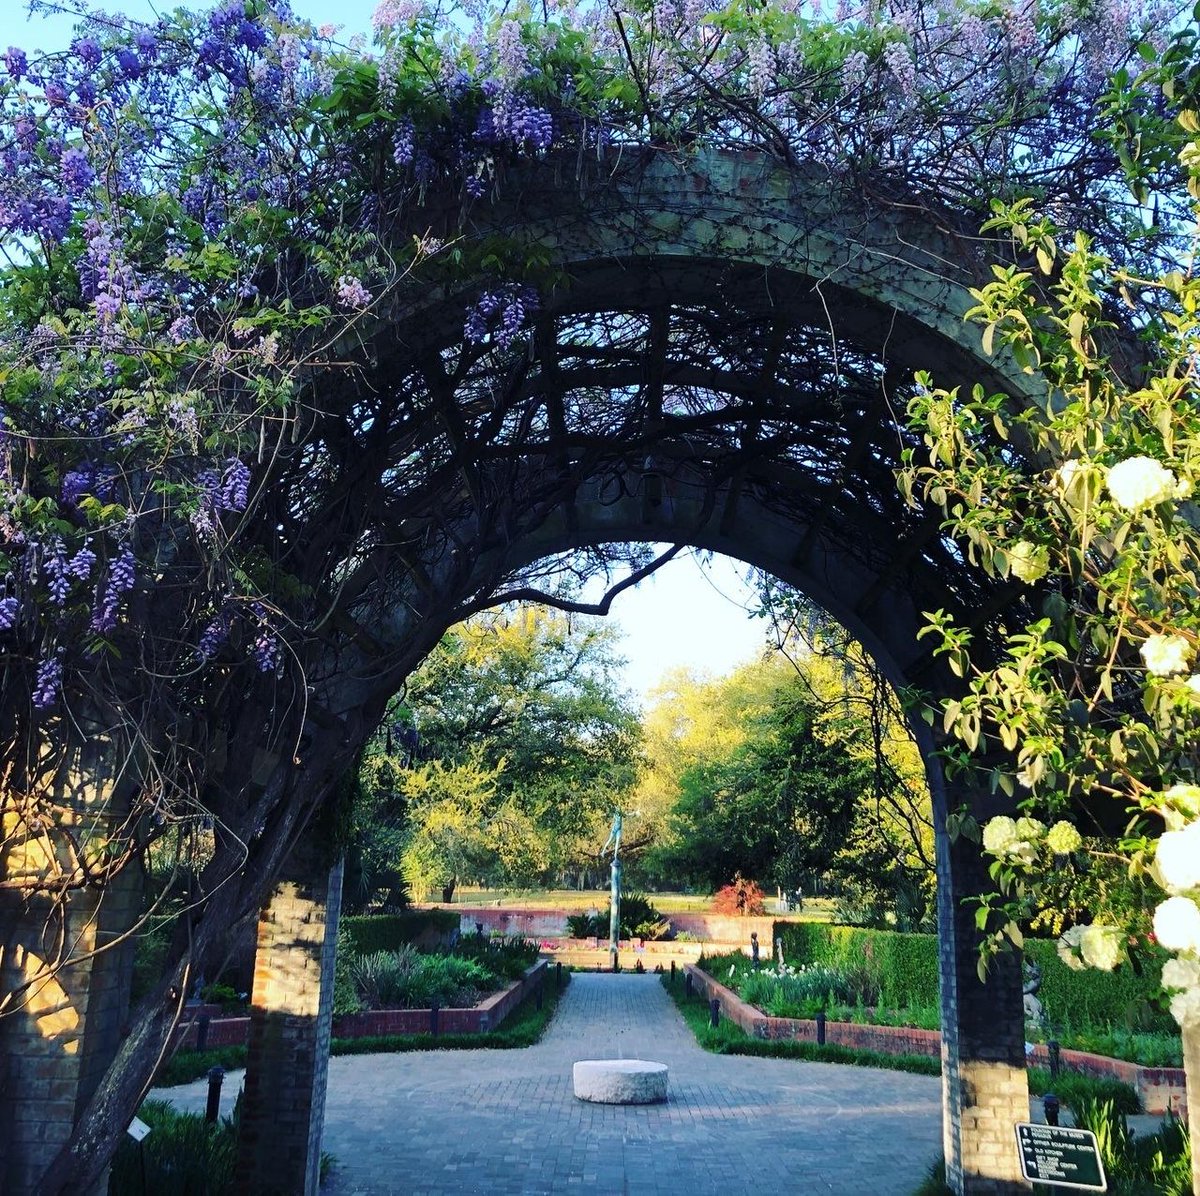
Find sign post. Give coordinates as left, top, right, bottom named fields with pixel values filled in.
left=1015, top=1123, right=1106, bottom=1191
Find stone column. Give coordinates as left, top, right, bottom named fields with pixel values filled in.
left=235, top=837, right=343, bottom=1196
left=937, top=825, right=1029, bottom=1194
left=0, top=731, right=138, bottom=1196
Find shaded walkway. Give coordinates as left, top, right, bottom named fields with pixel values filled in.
left=159, top=973, right=945, bottom=1194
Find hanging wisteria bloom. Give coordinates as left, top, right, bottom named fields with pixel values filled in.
left=335, top=275, right=372, bottom=309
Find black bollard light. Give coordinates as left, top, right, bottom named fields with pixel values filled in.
left=430, top=1001, right=440, bottom=1038
left=815, top=1010, right=826, bottom=1046
left=205, top=1066, right=224, bottom=1124
left=684, top=972, right=693, bottom=998
left=556, top=961, right=563, bottom=990
left=1043, top=1093, right=1060, bottom=1127
left=670, top=960, right=676, bottom=985
left=195, top=1012, right=210, bottom=1053
left=709, top=998, right=720, bottom=1028
left=1048, top=1040, right=1061, bottom=1079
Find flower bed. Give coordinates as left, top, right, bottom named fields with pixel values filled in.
left=173, top=960, right=547, bottom=1049
left=687, top=964, right=1188, bottom=1118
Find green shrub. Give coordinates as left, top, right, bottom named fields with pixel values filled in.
left=348, top=945, right=495, bottom=1010
left=566, top=912, right=598, bottom=937
left=564, top=895, right=669, bottom=940
left=1070, top=1099, right=1192, bottom=1196
left=1026, top=1068, right=1140, bottom=1115
left=108, top=1098, right=237, bottom=1195
left=451, top=935, right=538, bottom=980
left=340, top=910, right=460, bottom=955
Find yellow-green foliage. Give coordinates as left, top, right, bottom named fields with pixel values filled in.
left=341, top=910, right=460, bottom=955
left=775, top=923, right=1167, bottom=1027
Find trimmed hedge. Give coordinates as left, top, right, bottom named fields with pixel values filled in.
left=340, top=910, right=460, bottom=955
left=773, top=922, right=938, bottom=1009
left=774, top=922, right=1166, bottom=1030
left=1024, top=938, right=1167, bottom=1030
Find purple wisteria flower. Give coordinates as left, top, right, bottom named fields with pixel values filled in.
left=336, top=275, right=371, bottom=309
left=0, top=596, right=18, bottom=630
left=33, top=650, right=63, bottom=709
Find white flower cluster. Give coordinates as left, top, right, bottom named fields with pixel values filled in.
left=981, top=815, right=1080, bottom=864
left=1007, top=541, right=1049, bottom=584
left=1141, top=634, right=1195, bottom=677
left=1161, top=955, right=1200, bottom=1028
left=1151, top=800, right=1200, bottom=1029
left=1055, top=923, right=1126, bottom=972
left=1105, top=456, right=1190, bottom=513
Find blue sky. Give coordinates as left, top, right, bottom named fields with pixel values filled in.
left=1, top=0, right=775, bottom=700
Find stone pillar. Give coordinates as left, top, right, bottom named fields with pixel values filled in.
left=0, top=732, right=138, bottom=1196
left=235, top=837, right=343, bottom=1196
left=937, top=826, right=1029, bottom=1194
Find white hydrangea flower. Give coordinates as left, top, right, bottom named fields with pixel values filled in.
left=1187, top=675, right=1200, bottom=695
left=1008, top=541, right=1049, bottom=584
left=982, top=815, right=1018, bottom=855
left=1154, top=896, right=1200, bottom=954
left=1015, top=816, right=1045, bottom=842
left=1156, top=822, right=1200, bottom=893
left=1140, top=634, right=1194, bottom=677
left=1169, top=986, right=1200, bottom=1028
left=1051, top=459, right=1091, bottom=507
left=1056, top=925, right=1086, bottom=971
left=1161, top=784, right=1200, bottom=832
left=1161, top=956, right=1200, bottom=993
left=1105, top=456, right=1189, bottom=512
left=1079, top=924, right=1125, bottom=971
left=1045, top=820, right=1082, bottom=854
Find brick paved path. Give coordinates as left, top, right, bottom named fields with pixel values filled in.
left=159, top=973, right=945, bottom=1194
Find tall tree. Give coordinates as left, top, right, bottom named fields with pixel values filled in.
left=391, top=606, right=642, bottom=894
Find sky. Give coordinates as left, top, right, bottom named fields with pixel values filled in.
left=1, top=0, right=777, bottom=702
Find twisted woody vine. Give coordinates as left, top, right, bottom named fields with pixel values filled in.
left=1, top=0, right=1199, bottom=1187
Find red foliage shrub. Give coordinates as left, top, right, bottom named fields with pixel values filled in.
left=711, top=874, right=767, bottom=917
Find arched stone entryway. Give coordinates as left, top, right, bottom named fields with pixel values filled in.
left=232, top=149, right=1037, bottom=1195
left=7, top=146, right=1041, bottom=1195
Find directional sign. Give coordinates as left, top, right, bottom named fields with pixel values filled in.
left=1015, top=1123, right=1106, bottom=1191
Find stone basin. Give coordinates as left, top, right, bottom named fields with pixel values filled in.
left=572, top=1059, right=669, bottom=1104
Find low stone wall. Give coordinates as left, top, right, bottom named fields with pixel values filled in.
left=447, top=905, right=780, bottom=945
left=686, top=966, right=1188, bottom=1117
left=171, top=960, right=548, bottom=1049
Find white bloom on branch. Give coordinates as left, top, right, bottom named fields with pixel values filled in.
left=1161, top=956, right=1200, bottom=994
left=1155, top=822, right=1200, bottom=893
left=1008, top=541, right=1049, bottom=584
left=1051, top=459, right=1091, bottom=507
left=1169, top=986, right=1200, bottom=1028
left=1140, top=634, right=1194, bottom=677
left=1056, top=925, right=1086, bottom=971
left=1015, top=816, right=1045, bottom=842
left=1105, top=456, right=1189, bottom=512
left=1162, top=784, right=1200, bottom=832
left=1045, top=820, right=1082, bottom=854
left=1187, top=675, right=1200, bottom=695
left=982, top=815, right=1018, bottom=855
left=1154, top=896, right=1200, bottom=954
left=1079, top=924, right=1125, bottom=971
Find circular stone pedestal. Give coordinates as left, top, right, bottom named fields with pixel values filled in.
left=572, top=1059, right=669, bottom=1104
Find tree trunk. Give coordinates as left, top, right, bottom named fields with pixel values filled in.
left=36, top=719, right=356, bottom=1196
left=441, top=878, right=456, bottom=904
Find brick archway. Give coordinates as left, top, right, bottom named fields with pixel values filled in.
left=8, top=147, right=1040, bottom=1195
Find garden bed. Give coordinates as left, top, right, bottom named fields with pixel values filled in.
left=686, top=964, right=1189, bottom=1118
left=173, top=960, right=548, bottom=1050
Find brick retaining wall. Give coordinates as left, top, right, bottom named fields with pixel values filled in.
left=171, top=960, right=548, bottom=1050
left=686, top=965, right=1188, bottom=1118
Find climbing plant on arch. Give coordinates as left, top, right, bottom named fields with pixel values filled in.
left=0, top=0, right=1192, bottom=1192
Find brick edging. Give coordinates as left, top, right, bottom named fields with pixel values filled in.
left=685, top=965, right=1188, bottom=1118
left=173, top=959, right=549, bottom=1049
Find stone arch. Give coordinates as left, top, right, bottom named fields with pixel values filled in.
left=9, top=147, right=1045, bottom=1196
left=235, top=148, right=1042, bottom=1195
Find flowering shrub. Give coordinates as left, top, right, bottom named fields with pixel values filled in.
left=898, top=26, right=1200, bottom=1060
